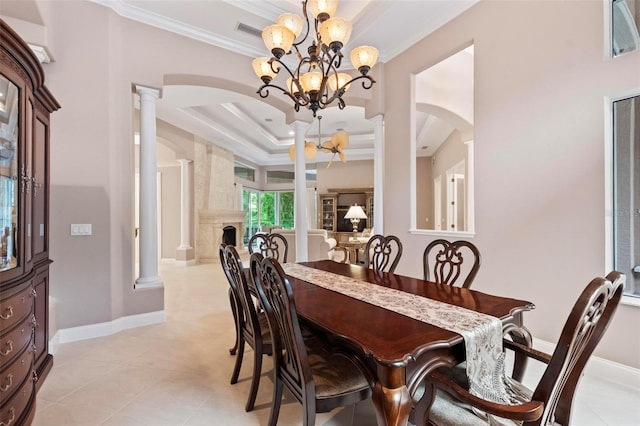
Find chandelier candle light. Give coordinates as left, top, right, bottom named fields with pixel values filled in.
left=252, top=0, right=379, bottom=116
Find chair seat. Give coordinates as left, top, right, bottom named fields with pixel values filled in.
left=305, top=337, right=371, bottom=401
left=428, top=365, right=534, bottom=426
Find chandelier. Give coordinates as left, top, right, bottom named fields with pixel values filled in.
left=288, top=115, right=349, bottom=167
left=252, top=0, right=379, bottom=117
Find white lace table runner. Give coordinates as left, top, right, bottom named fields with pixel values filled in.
left=283, top=263, right=513, bottom=404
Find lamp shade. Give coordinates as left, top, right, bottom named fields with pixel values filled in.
left=286, top=77, right=301, bottom=96
left=300, top=71, right=323, bottom=93
left=307, top=0, right=338, bottom=21
left=252, top=57, right=280, bottom=81
left=327, top=72, right=351, bottom=92
left=319, top=17, right=352, bottom=51
left=276, top=13, right=304, bottom=38
left=350, top=45, right=378, bottom=74
left=344, top=204, right=367, bottom=220
left=262, top=24, right=295, bottom=58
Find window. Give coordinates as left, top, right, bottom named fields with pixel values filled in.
left=265, top=169, right=317, bottom=184
left=242, top=189, right=295, bottom=244
left=235, top=162, right=255, bottom=182
left=613, top=94, right=639, bottom=296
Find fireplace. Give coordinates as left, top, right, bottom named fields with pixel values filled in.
left=222, top=226, right=236, bottom=246
left=197, top=209, right=247, bottom=263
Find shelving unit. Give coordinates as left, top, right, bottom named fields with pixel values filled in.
left=319, top=195, right=337, bottom=231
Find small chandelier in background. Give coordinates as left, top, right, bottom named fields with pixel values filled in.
left=289, top=115, right=349, bottom=168
left=252, top=0, right=378, bottom=117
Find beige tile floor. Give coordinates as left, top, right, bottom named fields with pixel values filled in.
left=32, top=261, right=640, bottom=426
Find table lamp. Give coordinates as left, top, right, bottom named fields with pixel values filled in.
left=344, top=204, right=367, bottom=240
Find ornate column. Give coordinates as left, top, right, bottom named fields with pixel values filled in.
left=135, top=85, right=163, bottom=288
left=293, top=120, right=308, bottom=262
left=372, top=114, right=384, bottom=234
left=176, top=158, right=194, bottom=264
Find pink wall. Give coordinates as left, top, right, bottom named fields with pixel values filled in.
left=5, top=0, right=639, bottom=369
left=384, top=1, right=640, bottom=367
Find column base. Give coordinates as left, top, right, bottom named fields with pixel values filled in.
left=176, top=246, right=194, bottom=262
left=135, top=275, right=164, bottom=289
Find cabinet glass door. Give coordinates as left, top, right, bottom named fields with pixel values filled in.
left=0, top=74, right=19, bottom=271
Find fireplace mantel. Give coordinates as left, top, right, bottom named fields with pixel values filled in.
left=198, top=209, right=247, bottom=262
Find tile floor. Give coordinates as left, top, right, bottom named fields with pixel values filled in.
left=32, top=261, right=640, bottom=425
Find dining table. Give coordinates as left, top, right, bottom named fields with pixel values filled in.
left=282, top=260, right=534, bottom=426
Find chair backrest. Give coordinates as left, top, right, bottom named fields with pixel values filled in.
left=532, top=271, right=625, bottom=425
left=423, top=239, right=480, bottom=288
left=220, top=244, right=262, bottom=343
left=364, top=234, right=403, bottom=274
left=249, top=232, right=288, bottom=263
left=249, top=253, right=313, bottom=404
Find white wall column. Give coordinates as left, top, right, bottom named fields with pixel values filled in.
left=372, top=114, right=384, bottom=234
left=135, top=85, right=163, bottom=288
left=176, top=158, right=194, bottom=264
left=293, top=120, right=308, bottom=262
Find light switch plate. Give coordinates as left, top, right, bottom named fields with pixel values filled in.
left=70, top=224, right=92, bottom=236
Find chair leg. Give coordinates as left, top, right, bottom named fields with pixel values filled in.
left=230, top=337, right=245, bottom=385
left=268, top=378, right=284, bottom=426
left=245, top=342, right=263, bottom=411
left=411, top=382, right=436, bottom=426
left=228, top=288, right=240, bottom=355
left=303, top=398, right=317, bottom=426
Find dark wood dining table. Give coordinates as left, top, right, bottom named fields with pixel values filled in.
left=285, top=260, right=534, bottom=426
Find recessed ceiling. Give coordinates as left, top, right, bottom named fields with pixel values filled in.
left=3, top=0, right=480, bottom=166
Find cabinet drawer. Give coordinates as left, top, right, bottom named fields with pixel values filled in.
left=0, top=286, right=34, bottom=332
left=0, top=316, right=34, bottom=367
left=0, top=374, right=33, bottom=426
left=0, top=351, right=32, bottom=406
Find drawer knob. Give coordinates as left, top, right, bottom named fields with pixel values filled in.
left=0, top=307, right=13, bottom=320
left=0, top=374, right=13, bottom=392
left=0, top=341, right=13, bottom=357
left=0, top=407, right=15, bottom=426
left=32, top=371, right=38, bottom=383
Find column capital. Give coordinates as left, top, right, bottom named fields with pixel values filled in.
left=134, top=84, right=161, bottom=100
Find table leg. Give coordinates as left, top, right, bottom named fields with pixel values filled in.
left=372, top=365, right=411, bottom=426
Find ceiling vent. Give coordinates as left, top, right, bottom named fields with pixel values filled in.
left=236, top=23, right=263, bottom=39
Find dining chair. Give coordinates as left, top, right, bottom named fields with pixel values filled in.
left=411, top=271, right=625, bottom=426
left=249, top=252, right=372, bottom=426
left=423, top=239, right=481, bottom=288
left=219, top=244, right=241, bottom=356
left=363, top=234, right=403, bottom=273
left=219, top=244, right=273, bottom=412
left=248, top=232, right=288, bottom=262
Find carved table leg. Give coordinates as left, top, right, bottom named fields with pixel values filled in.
left=372, top=365, right=412, bottom=426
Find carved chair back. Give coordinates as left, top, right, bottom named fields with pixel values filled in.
left=423, top=239, right=481, bottom=288
left=421, top=271, right=625, bottom=426
left=531, top=271, right=624, bottom=425
left=220, top=244, right=272, bottom=411
left=364, top=234, right=403, bottom=274
left=249, top=232, right=289, bottom=263
left=249, top=253, right=371, bottom=426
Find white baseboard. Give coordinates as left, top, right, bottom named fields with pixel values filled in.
left=49, top=310, right=165, bottom=354
left=534, top=338, right=640, bottom=392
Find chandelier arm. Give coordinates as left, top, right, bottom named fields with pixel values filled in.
left=256, top=83, right=303, bottom=110
left=292, top=0, right=313, bottom=52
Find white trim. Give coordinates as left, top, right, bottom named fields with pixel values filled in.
left=534, top=338, right=640, bottom=392
left=49, top=310, right=165, bottom=352
left=604, top=0, right=614, bottom=60
left=409, top=228, right=476, bottom=239
left=621, top=294, right=640, bottom=307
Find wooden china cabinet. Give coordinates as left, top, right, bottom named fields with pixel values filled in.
left=0, top=20, right=60, bottom=426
